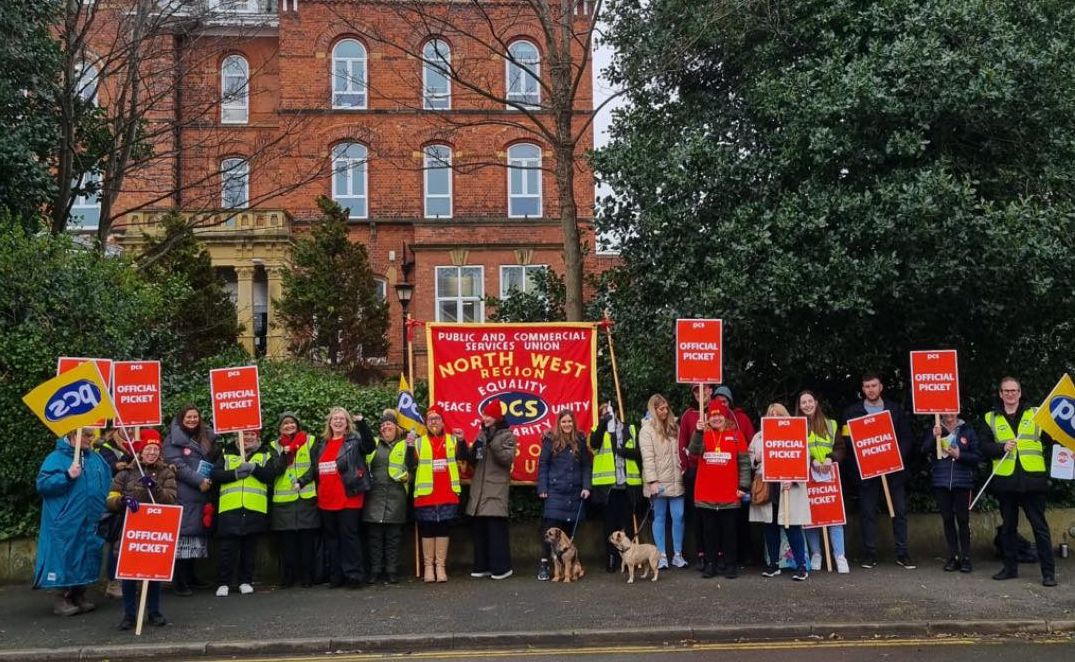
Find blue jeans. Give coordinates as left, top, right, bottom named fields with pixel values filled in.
left=764, top=523, right=807, bottom=570
left=805, top=525, right=846, bottom=559
left=121, top=580, right=161, bottom=619
left=651, top=496, right=685, bottom=557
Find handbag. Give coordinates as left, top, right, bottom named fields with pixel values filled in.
left=750, top=473, right=770, bottom=506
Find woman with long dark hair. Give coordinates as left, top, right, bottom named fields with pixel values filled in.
left=796, top=390, right=849, bottom=574
left=536, top=410, right=592, bottom=580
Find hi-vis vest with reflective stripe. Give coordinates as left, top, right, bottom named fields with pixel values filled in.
left=808, top=420, right=838, bottom=464
left=985, top=409, right=1044, bottom=476
left=271, top=440, right=316, bottom=503
left=592, top=425, right=641, bottom=486
left=366, top=441, right=409, bottom=483
left=414, top=435, right=460, bottom=497
left=220, top=450, right=270, bottom=514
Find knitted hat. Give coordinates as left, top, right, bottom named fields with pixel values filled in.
left=481, top=400, right=505, bottom=420
left=426, top=405, right=444, bottom=419
left=278, top=411, right=302, bottom=429
left=707, top=399, right=731, bottom=419
left=713, top=385, right=734, bottom=406
left=380, top=409, right=400, bottom=425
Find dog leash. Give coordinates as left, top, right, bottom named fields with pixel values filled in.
left=569, top=498, right=585, bottom=539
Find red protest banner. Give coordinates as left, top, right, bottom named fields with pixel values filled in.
left=675, top=319, right=723, bottom=384
left=426, top=323, right=598, bottom=483
left=115, top=504, right=183, bottom=581
left=760, top=416, right=809, bottom=482
left=847, top=410, right=905, bottom=480
left=909, top=350, right=960, bottom=414
left=112, top=361, right=161, bottom=427
left=57, top=357, right=113, bottom=428
left=209, top=366, right=261, bottom=433
left=804, top=465, right=846, bottom=528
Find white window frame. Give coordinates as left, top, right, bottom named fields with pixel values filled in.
left=507, top=143, right=542, bottom=218
left=435, top=265, right=485, bottom=323
left=70, top=170, right=102, bottom=231
left=75, top=61, right=99, bottom=106
left=422, top=39, right=451, bottom=110
left=499, top=264, right=547, bottom=298
left=505, top=40, right=540, bottom=109
left=332, top=39, right=368, bottom=110
left=221, top=54, right=249, bottom=124
left=220, top=157, right=249, bottom=209
left=209, top=0, right=260, bottom=12
left=331, top=142, right=368, bottom=219
left=373, top=278, right=387, bottom=301
left=423, top=144, right=452, bottom=218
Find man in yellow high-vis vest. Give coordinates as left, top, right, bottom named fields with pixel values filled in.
left=981, top=376, right=1056, bottom=587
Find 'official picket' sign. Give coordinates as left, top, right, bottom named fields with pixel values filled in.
left=675, top=319, right=723, bottom=384
left=909, top=350, right=960, bottom=414
left=846, top=410, right=905, bottom=480
left=209, top=366, right=261, bottom=433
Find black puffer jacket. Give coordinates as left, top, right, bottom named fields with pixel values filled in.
left=298, top=420, right=376, bottom=497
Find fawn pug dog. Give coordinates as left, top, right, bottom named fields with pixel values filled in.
left=543, top=527, right=584, bottom=582
left=608, top=530, right=661, bottom=583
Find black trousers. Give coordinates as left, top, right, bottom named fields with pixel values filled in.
left=684, top=470, right=704, bottom=559
left=217, top=535, right=258, bottom=586
left=859, top=476, right=909, bottom=556
left=366, top=522, right=404, bottom=577
left=321, top=508, right=365, bottom=584
left=700, top=508, right=737, bottom=568
left=277, top=528, right=316, bottom=586
left=602, top=488, right=636, bottom=560
left=472, top=516, right=512, bottom=575
left=934, top=488, right=971, bottom=559
left=998, top=492, right=1055, bottom=576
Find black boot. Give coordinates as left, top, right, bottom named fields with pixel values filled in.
left=605, top=553, right=618, bottom=573
left=702, top=563, right=718, bottom=579
left=172, top=560, right=192, bottom=597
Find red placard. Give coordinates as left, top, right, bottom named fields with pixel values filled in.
left=675, top=319, right=723, bottom=384
left=804, top=465, right=846, bottom=528
left=426, top=323, right=598, bottom=483
left=112, top=361, right=162, bottom=427
left=115, top=504, right=183, bottom=581
left=846, top=410, right=905, bottom=480
left=909, top=350, right=960, bottom=414
left=209, top=366, right=261, bottom=433
left=760, top=416, right=809, bottom=482
left=57, top=357, right=113, bottom=428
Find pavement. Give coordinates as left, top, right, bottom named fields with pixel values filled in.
left=0, top=558, right=1073, bottom=661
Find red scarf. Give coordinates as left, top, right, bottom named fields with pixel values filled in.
left=279, top=431, right=309, bottom=466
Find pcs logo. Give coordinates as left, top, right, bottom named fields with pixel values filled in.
left=479, top=392, right=549, bottom=426
left=1049, top=396, right=1075, bottom=437
left=45, top=380, right=103, bottom=422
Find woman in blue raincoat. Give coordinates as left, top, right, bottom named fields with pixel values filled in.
left=34, top=427, right=111, bottom=616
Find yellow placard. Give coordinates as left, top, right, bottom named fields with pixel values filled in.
left=22, top=361, right=116, bottom=437
left=1033, top=373, right=1075, bottom=452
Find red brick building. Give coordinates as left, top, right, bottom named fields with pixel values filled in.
left=99, top=1, right=613, bottom=372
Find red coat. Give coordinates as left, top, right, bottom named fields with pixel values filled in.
left=692, top=428, right=747, bottom=505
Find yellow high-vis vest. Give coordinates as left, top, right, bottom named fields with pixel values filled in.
left=592, top=425, right=641, bottom=486
left=220, top=450, right=270, bottom=514
left=366, top=441, right=409, bottom=483
left=271, top=440, right=316, bottom=503
left=413, top=435, right=460, bottom=497
left=808, top=420, right=838, bottom=464
left=985, top=409, right=1044, bottom=476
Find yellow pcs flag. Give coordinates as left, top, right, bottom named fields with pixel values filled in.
left=1033, top=373, right=1075, bottom=452
left=396, top=374, right=427, bottom=436
left=22, top=361, right=116, bottom=436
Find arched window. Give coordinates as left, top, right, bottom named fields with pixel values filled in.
left=506, top=40, right=540, bottom=109
left=332, top=39, right=367, bottom=109
left=423, top=39, right=451, bottom=110
left=332, top=143, right=368, bottom=218
left=221, top=55, right=249, bottom=124
left=424, top=144, right=452, bottom=218
left=221, top=158, right=250, bottom=209
left=507, top=143, right=541, bottom=217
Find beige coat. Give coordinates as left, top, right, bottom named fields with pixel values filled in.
left=639, top=418, right=684, bottom=498
left=465, top=423, right=517, bottom=518
left=747, top=432, right=811, bottom=526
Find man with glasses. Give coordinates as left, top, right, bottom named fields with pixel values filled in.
left=981, top=377, right=1057, bottom=586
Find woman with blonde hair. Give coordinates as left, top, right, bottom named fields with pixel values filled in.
left=639, top=394, right=687, bottom=569
left=796, top=390, right=849, bottom=573
left=749, top=403, right=812, bottom=580
left=296, top=406, right=374, bottom=588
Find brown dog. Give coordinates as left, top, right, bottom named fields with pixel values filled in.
left=543, top=527, right=584, bottom=583
left=608, top=530, right=661, bottom=583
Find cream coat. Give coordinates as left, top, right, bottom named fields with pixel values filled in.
left=638, top=417, right=685, bottom=498
left=747, top=432, right=812, bottom=526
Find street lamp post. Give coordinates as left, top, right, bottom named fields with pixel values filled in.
left=394, top=280, right=415, bottom=381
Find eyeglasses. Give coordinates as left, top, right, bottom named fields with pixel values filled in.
left=1000, top=389, right=1021, bottom=394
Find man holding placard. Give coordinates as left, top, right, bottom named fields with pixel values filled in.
left=842, top=372, right=915, bottom=570
left=980, top=376, right=1056, bottom=586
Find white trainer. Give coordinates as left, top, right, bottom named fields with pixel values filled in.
left=215, top=585, right=229, bottom=597
left=810, top=553, right=822, bottom=571
left=239, top=583, right=254, bottom=595
left=671, top=554, right=688, bottom=568
left=836, top=556, right=850, bottom=574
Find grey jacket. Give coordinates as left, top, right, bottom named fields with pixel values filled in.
left=464, top=422, right=517, bottom=518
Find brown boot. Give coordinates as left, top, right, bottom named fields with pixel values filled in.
left=105, top=579, right=122, bottom=599
left=53, top=593, right=79, bottom=617
left=434, top=537, right=449, bottom=583
left=421, top=537, right=436, bottom=583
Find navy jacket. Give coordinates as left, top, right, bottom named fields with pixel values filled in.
left=919, top=420, right=981, bottom=490
left=537, top=433, right=592, bottom=522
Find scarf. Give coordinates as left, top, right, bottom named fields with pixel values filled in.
left=279, top=431, right=309, bottom=466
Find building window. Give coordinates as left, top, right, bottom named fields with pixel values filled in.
left=500, top=265, right=547, bottom=298
left=373, top=278, right=387, bottom=301
left=332, top=39, right=367, bottom=109
left=507, top=143, right=541, bottom=218
left=221, top=158, right=249, bottom=209
left=331, top=142, right=368, bottom=219
left=75, top=61, right=98, bottom=105
left=70, top=170, right=101, bottom=230
left=221, top=54, right=249, bottom=124
left=209, top=0, right=260, bottom=12
left=424, top=144, right=452, bottom=218
left=423, top=39, right=451, bottom=110
left=435, top=266, right=484, bottom=322
left=506, top=40, right=540, bottom=108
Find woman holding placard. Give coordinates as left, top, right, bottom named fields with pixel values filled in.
left=748, top=403, right=811, bottom=581
left=921, top=413, right=980, bottom=573
left=164, top=404, right=220, bottom=596
left=797, top=391, right=849, bottom=573
left=689, top=400, right=750, bottom=579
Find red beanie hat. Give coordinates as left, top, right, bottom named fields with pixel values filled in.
left=426, top=405, right=444, bottom=419
left=132, top=429, right=162, bottom=455
left=482, top=400, right=505, bottom=420
left=707, top=399, right=731, bottom=419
